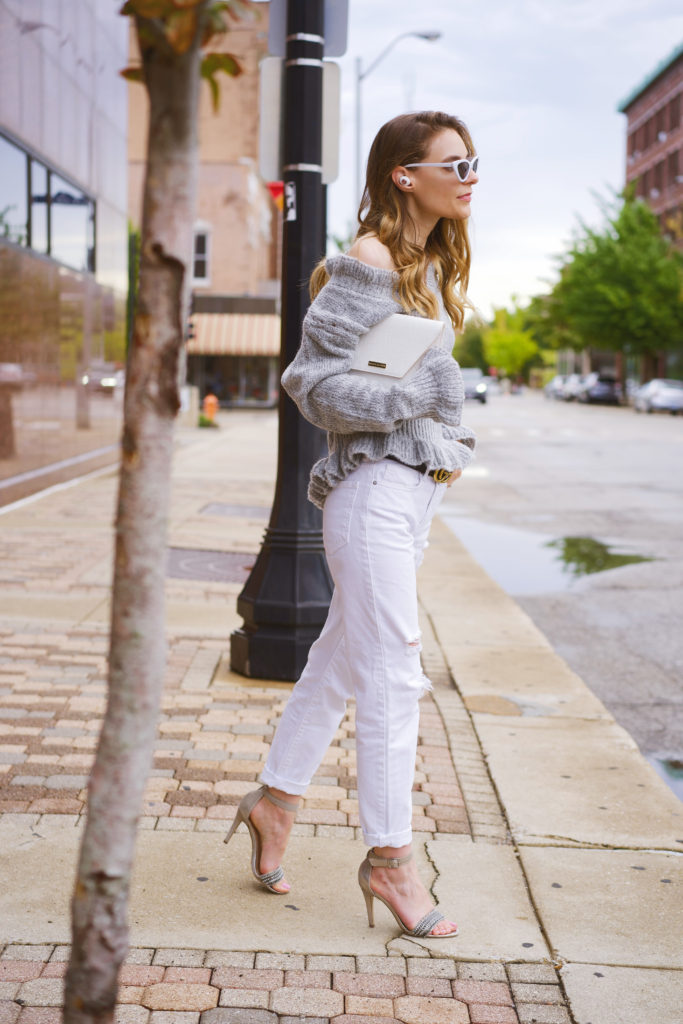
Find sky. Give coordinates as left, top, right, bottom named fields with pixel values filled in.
left=323, top=0, right=683, bottom=319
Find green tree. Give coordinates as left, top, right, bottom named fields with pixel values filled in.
left=453, top=317, right=488, bottom=371
left=523, top=287, right=580, bottom=354
left=482, top=305, right=539, bottom=378
left=543, top=190, right=683, bottom=364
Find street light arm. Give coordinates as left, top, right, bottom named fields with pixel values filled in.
left=360, top=30, right=441, bottom=81
left=355, top=29, right=441, bottom=207
left=360, top=32, right=415, bottom=81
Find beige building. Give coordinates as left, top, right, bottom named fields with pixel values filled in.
left=127, top=5, right=282, bottom=407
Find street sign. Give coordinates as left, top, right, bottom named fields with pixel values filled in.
left=268, top=0, right=348, bottom=57
left=258, top=57, right=340, bottom=185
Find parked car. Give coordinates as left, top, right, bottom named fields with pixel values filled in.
left=81, top=361, right=119, bottom=395
left=482, top=375, right=501, bottom=396
left=0, top=362, right=36, bottom=389
left=561, top=373, right=589, bottom=400
left=633, top=378, right=683, bottom=414
left=544, top=374, right=566, bottom=400
left=460, top=367, right=487, bottom=403
left=577, top=372, right=622, bottom=405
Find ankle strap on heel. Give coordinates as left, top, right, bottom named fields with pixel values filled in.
left=262, top=785, right=299, bottom=813
left=367, top=850, right=413, bottom=868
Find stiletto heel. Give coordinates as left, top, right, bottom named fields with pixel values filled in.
left=224, top=814, right=241, bottom=845
left=224, top=785, right=298, bottom=894
left=363, top=888, right=375, bottom=927
left=357, top=850, right=458, bottom=938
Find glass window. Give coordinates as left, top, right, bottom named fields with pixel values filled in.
left=50, top=172, right=93, bottom=271
left=193, top=229, right=209, bottom=282
left=654, top=160, right=663, bottom=191
left=30, top=160, right=49, bottom=254
left=0, top=133, right=28, bottom=246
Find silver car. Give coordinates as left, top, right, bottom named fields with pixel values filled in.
left=633, top=378, right=683, bottom=414
left=460, top=367, right=488, bottom=403
left=561, top=373, right=586, bottom=401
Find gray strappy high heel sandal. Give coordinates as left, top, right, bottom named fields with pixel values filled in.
left=224, top=785, right=298, bottom=894
left=358, top=849, right=459, bottom=938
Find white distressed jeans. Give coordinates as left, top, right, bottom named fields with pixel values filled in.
left=260, top=458, right=447, bottom=847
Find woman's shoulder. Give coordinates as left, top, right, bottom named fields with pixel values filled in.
left=321, top=239, right=398, bottom=304
left=305, top=245, right=400, bottom=328
left=347, top=235, right=396, bottom=271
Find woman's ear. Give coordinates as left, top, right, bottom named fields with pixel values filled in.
left=392, top=168, right=413, bottom=191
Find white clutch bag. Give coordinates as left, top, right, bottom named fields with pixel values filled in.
left=349, top=313, right=445, bottom=389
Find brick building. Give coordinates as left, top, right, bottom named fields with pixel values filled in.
left=128, top=3, right=282, bottom=408
left=619, top=42, right=683, bottom=241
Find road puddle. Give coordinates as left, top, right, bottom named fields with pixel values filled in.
left=546, top=536, right=653, bottom=578
left=646, top=756, right=683, bottom=802
left=440, top=514, right=653, bottom=596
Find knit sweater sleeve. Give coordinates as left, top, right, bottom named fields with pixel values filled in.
left=441, top=422, right=476, bottom=450
left=281, top=255, right=466, bottom=435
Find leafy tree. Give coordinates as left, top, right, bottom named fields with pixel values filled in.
left=454, top=317, right=488, bottom=371
left=543, top=191, right=683, bottom=365
left=63, top=2, right=248, bottom=1020
left=523, top=287, right=581, bottom=354
left=482, top=304, right=539, bottom=378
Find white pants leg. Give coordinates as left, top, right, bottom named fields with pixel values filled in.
left=261, top=459, right=446, bottom=847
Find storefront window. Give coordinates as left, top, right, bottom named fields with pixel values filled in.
left=0, top=134, right=28, bottom=246
left=30, top=160, right=49, bottom=254
left=243, top=356, right=269, bottom=402
left=50, top=172, right=94, bottom=272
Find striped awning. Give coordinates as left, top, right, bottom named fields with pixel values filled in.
left=187, top=313, right=281, bottom=356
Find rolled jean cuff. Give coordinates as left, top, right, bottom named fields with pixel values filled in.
left=259, top=767, right=309, bottom=797
left=362, top=828, right=413, bottom=849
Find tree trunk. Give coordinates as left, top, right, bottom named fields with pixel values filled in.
left=63, top=14, right=203, bottom=1022
left=0, top=386, right=16, bottom=459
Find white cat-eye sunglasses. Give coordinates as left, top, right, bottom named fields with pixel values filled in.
left=404, top=155, right=479, bottom=183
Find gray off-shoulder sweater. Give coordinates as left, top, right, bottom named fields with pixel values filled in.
left=281, top=254, right=476, bottom=508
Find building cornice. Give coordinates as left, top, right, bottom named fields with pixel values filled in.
left=617, top=41, right=683, bottom=113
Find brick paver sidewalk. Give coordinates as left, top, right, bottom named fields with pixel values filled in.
left=0, top=624, right=468, bottom=839
left=0, top=419, right=573, bottom=1023
left=0, top=626, right=571, bottom=1023
left=0, top=943, right=568, bottom=1024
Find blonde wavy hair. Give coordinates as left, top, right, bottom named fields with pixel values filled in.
left=310, top=111, right=474, bottom=329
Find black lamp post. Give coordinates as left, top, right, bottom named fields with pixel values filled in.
left=230, top=0, right=332, bottom=680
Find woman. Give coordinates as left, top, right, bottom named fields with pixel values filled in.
left=226, top=110, right=478, bottom=939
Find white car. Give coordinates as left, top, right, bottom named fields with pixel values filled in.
left=460, top=368, right=488, bottom=403
left=544, top=374, right=566, bottom=400
left=561, top=373, right=586, bottom=400
left=633, top=378, right=683, bottom=414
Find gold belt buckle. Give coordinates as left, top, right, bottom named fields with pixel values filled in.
left=433, top=468, right=452, bottom=484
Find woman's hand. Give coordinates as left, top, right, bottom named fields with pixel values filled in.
left=446, top=469, right=463, bottom=488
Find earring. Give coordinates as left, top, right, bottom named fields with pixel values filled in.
left=398, top=175, right=411, bottom=187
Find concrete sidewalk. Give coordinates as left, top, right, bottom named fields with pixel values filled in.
left=0, top=410, right=681, bottom=1024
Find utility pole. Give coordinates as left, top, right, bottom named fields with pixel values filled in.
left=230, top=0, right=332, bottom=680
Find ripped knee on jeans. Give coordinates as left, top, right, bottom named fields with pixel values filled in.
left=404, top=632, right=431, bottom=696
left=405, top=631, right=422, bottom=653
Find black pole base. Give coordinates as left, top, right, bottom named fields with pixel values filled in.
left=230, top=623, right=322, bottom=682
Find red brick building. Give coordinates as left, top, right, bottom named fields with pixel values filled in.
left=619, top=42, right=683, bottom=241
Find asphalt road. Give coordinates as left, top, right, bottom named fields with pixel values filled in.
left=440, top=388, right=683, bottom=771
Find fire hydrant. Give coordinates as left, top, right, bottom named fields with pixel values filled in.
left=202, top=392, right=218, bottom=421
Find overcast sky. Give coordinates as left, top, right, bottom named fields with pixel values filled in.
left=324, top=0, right=683, bottom=319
